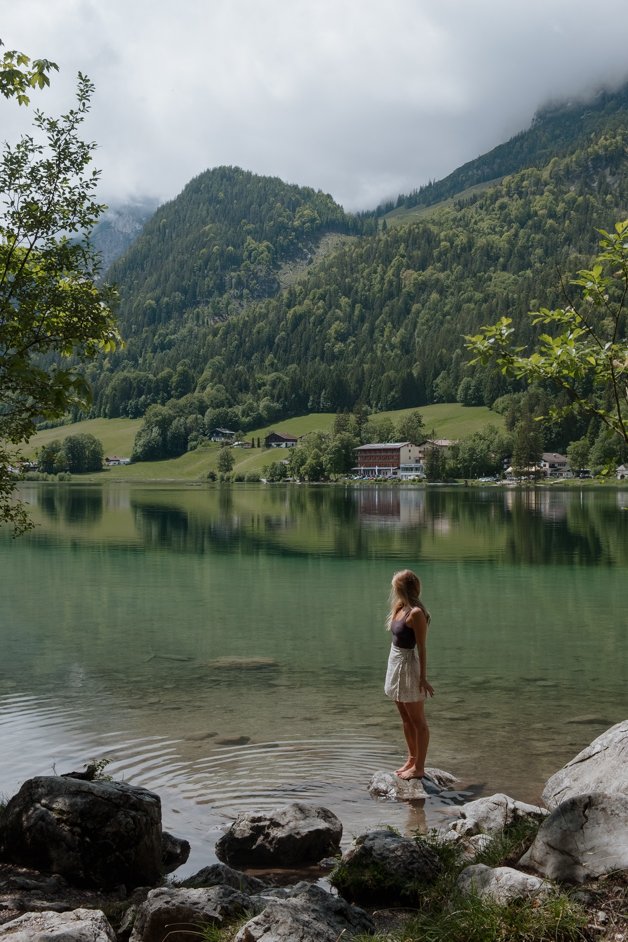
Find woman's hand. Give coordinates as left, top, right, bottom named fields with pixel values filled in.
left=420, top=678, right=434, bottom=698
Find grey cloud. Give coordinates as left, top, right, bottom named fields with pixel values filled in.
left=2, top=0, right=628, bottom=210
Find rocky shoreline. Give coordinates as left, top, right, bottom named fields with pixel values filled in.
left=0, top=720, right=626, bottom=941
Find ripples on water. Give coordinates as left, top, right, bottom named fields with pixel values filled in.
left=0, top=689, right=451, bottom=874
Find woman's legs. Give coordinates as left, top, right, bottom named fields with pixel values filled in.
left=394, top=702, right=415, bottom=773
left=397, top=700, right=429, bottom=779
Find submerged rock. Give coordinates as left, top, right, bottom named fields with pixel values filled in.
left=207, top=657, right=278, bottom=670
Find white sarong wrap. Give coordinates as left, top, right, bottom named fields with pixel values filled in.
left=384, top=644, right=425, bottom=702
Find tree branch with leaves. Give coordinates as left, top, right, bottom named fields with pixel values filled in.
left=1, top=47, right=119, bottom=532
left=466, top=221, right=628, bottom=446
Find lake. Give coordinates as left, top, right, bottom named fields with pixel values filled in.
left=1, top=482, right=627, bottom=876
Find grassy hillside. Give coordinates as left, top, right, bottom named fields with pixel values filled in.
left=26, top=404, right=501, bottom=481
left=27, top=418, right=142, bottom=458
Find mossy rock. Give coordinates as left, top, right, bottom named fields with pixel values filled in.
left=331, top=830, right=443, bottom=905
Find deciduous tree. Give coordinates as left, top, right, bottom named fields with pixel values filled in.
left=467, top=221, right=628, bottom=447
left=1, top=48, right=119, bottom=530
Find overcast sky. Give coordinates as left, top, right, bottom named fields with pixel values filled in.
left=3, top=0, right=628, bottom=212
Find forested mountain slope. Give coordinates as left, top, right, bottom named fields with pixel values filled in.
left=379, top=82, right=628, bottom=215
left=160, top=129, right=628, bottom=419
left=88, top=87, right=628, bottom=427
left=108, top=165, right=364, bottom=331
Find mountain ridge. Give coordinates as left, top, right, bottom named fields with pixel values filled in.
left=84, top=83, right=628, bottom=451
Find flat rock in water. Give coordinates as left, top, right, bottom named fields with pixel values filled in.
left=369, top=767, right=456, bottom=802
left=206, top=657, right=278, bottom=670
left=369, top=771, right=427, bottom=801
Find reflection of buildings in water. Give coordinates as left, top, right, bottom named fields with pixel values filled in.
left=355, top=487, right=426, bottom=528
left=617, top=491, right=628, bottom=511
left=104, top=487, right=131, bottom=511
left=503, top=487, right=569, bottom=522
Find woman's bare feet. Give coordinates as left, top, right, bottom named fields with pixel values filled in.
left=398, top=766, right=424, bottom=780
left=395, top=757, right=415, bottom=775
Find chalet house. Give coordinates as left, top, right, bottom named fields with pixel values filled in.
left=265, top=432, right=298, bottom=448
left=105, top=456, right=131, bottom=466
left=210, top=428, right=237, bottom=442
left=415, top=438, right=457, bottom=461
left=539, top=452, right=569, bottom=477
left=617, top=464, right=628, bottom=480
left=354, top=442, right=424, bottom=478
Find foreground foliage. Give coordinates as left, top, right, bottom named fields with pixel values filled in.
left=468, top=221, right=628, bottom=447
left=348, top=824, right=588, bottom=942
left=0, top=51, right=118, bottom=530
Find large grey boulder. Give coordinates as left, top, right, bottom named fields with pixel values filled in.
left=445, top=793, right=548, bottom=838
left=129, top=885, right=254, bottom=942
left=234, top=882, right=374, bottom=942
left=542, top=720, right=628, bottom=809
left=332, top=829, right=442, bottom=904
left=520, top=792, right=628, bottom=883
left=456, top=864, right=552, bottom=904
left=0, top=908, right=115, bottom=942
left=215, top=802, right=342, bottom=867
left=0, top=776, right=163, bottom=889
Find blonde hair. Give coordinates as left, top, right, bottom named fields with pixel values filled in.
left=386, top=568, right=431, bottom=631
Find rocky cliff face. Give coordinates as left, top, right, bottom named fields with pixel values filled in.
left=91, top=200, right=159, bottom=274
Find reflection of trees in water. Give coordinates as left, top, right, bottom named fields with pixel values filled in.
left=127, top=486, right=627, bottom=565
left=37, top=486, right=103, bottom=526
left=131, top=503, right=191, bottom=550
left=502, top=489, right=627, bottom=566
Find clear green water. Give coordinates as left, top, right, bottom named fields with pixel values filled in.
left=1, top=483, right=627, bottom=874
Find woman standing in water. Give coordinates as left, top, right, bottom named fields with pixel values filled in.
left=384, top=569, right=434, bottom=780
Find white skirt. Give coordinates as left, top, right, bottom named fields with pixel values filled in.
left=384, top=645, right=425, bottom=703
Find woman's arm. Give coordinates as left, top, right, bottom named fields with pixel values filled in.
left=409, top=607, right=434, bottom=697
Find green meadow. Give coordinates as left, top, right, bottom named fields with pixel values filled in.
left=25, top=404, right=503, bottom=481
